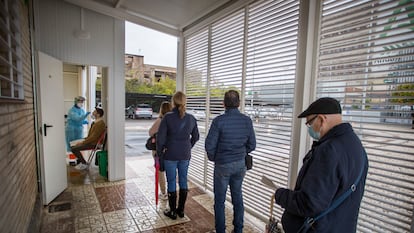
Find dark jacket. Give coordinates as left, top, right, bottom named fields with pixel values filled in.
left=156, top=108, right=199, bottom=160
left=275, top=123, right=368, bottom=233
left=205, top=108, right=256, bottom=164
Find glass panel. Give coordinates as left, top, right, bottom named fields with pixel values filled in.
left=1, top=79, right=11, bottom=97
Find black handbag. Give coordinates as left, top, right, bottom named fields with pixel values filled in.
left=145, top=134, right=157, bottom=150
left=245, top=154, right=253, bottom=170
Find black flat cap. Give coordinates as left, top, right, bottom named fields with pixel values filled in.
left=298, top=97, right=342, bottom=118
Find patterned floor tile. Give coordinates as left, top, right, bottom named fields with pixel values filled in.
left=105, top=219, right=139, bottom=233
left=40, top=156, right=265, bottom=233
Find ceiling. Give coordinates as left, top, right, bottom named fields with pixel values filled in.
left=65, top=0, right=236, bottom=36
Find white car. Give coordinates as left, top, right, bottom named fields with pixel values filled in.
left=134, top=104, right=153, bottom=119
left=187, top=108, right=206, bottom=120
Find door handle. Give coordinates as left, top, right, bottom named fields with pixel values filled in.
left=43, top=124, right=53, bottom=136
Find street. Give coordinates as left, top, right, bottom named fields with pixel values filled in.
left=125, top=118, right=155, bottom=157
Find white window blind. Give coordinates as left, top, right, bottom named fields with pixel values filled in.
left=318, top=0, right=414, bottom=232
left=185, top=28, right=209, bottom=186
left=244, top=0, right=299, bottom=219
left=206, top=9, right=246, bottom=188
left=184, top=0, right=300, bottom=221
left=0, top=0, right=23, bottom=100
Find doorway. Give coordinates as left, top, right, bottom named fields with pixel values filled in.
left=62, top=63, right=107, bottom=181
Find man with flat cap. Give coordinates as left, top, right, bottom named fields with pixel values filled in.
left=265, top=97, right=368, bottom=233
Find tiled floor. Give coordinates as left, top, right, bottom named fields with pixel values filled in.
left=40, top=155, right=264, bottom=233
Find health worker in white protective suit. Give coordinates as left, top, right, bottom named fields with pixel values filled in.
left=65, top=96, right=90, bottom=151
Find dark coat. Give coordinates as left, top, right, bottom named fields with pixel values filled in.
left=275, top=123, right=368, bottom=233
left=156, top=108, right=199, bottom=161
left=205, top=108, right=256, bottom=164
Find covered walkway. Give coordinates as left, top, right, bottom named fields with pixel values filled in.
left=40, top=155, right=263, bottom=233
left=1, top=0, right=413, bottom=232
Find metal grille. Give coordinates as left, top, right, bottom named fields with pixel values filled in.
left=318, top=1, right=414, bottom=232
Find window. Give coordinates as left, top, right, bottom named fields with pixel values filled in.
left=317, top=1, right=414, bottom=232
left=0, top=0, right=23, bottom=100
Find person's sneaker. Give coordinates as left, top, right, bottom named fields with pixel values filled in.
left=159, top=193, right=168, bottom=200
left=74, top=163, right=88, bottom=170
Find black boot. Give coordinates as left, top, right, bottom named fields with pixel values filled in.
left=176, top=189, right=188, bottom=218
left=164, top=192, right=177, bottom=220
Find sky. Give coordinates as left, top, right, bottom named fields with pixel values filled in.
left=125, top=22, right=178, bottom=68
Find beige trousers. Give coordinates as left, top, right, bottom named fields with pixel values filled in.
left=152, top=150, right=166, bottom=194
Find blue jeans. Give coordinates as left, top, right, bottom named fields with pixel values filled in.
left=164, top=160, right=190, bottom=192
left=214, top=159, right=246, bottom=233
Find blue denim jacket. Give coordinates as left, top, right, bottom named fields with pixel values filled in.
left=205, top=108, right=256, bottom=164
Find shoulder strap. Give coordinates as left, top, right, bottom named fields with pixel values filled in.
left=300, top=151, right=367, bottom=230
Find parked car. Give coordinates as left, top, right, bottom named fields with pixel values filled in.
left=187, top=108, right=206, bottom=120
left=134, top=104, right=153, bottom=119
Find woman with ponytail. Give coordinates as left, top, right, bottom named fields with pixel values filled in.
left=156, top=91, right=200, bottom=220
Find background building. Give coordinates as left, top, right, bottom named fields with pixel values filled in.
left=125, top=54, right=176, bottom=83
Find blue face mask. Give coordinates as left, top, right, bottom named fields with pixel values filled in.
left=308, top=126, right=321, bottom=141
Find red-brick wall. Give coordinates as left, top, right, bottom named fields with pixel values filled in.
left=0, top=1, right=38, bottom=232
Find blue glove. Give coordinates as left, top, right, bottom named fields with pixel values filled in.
left=83, top=120, right=89, bottom=124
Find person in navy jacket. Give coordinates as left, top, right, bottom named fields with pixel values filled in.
left=271, top=97, right=368, bottom=233
left=157, top=91, right=199, bottom=220
left=205, top=90, right=256, bottom=233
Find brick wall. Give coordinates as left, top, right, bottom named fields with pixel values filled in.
left=0, top=1, right=38, bottom=232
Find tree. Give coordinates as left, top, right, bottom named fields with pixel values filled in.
left=151, top=76, right=176, bottom=95
left=125, top=76, right=176, bottom=95
left=95, top=77, right=102, bottom=90
left=390, top=84, right=414, bottom=103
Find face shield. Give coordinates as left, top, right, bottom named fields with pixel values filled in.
left=74, top=96, right=86, bottom=107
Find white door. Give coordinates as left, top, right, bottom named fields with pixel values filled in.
left=38, top=51, right=67, bottom=205
left=63, top=72, right=79, bottom=114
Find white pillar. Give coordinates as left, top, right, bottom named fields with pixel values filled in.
left=88, top=66, right=97, bottom=111
left=176, top=33, right=184, bottom=92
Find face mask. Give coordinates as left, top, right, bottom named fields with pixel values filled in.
left=76, top=103, right=84, bottom=108
left=91, top=114, right=96, bottom=120
left=308, top=126, right=321, bottom=140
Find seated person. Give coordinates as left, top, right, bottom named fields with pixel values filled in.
left=71, top=106, right=106, bottom=170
